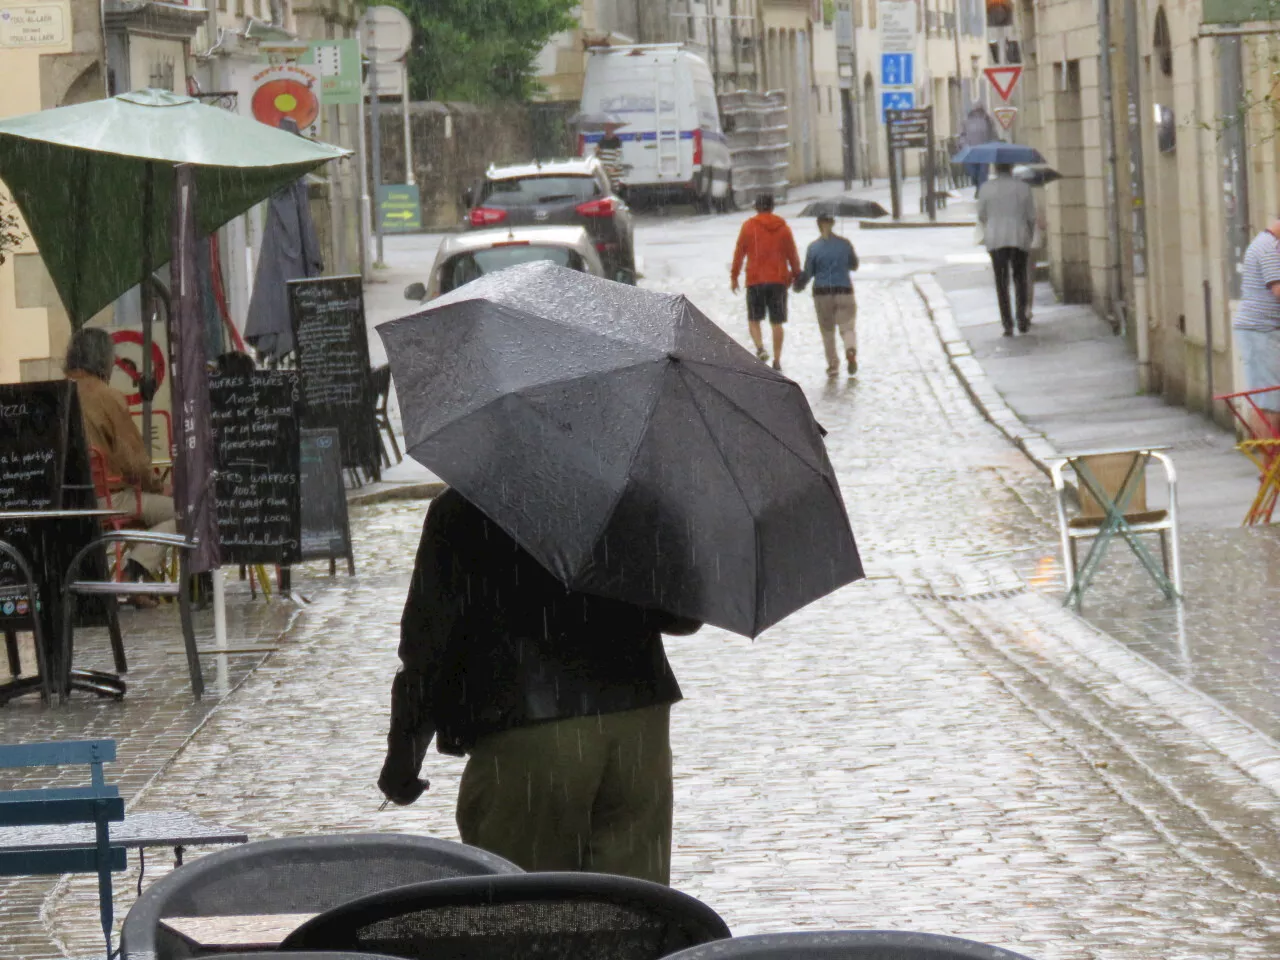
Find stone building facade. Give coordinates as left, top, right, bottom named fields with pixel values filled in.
left=1017, top=0, right=1280, bottom=413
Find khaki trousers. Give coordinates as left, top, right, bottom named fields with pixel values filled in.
left=99, top=490, right=177, bottom=576
left=456, top=704, right=674, bottom=884
left=814, top=291, right=857, bottom=371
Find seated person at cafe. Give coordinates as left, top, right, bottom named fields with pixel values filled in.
left=65, top=328, right=176, bottom=591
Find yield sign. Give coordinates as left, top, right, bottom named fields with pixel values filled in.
left=984, top=66, right=1022, bottom=101
left=993, top=106, right=1018, bottom=130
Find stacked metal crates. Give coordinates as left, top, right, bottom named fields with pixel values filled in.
left=720, top=90, right=790, bottom=208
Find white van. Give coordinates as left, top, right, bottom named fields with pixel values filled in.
left=578, top=44, right=732, bottom=211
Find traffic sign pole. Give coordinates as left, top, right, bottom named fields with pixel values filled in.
left=887, top=113, right=901, bottom=221
left=401, top=61, right=414, bottom=186
left=925, top=108, right=936, bottom=223
left=354, top=22, right=373, bottom=282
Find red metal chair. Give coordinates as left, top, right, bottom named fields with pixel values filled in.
left=1215, top=385, right=1280, bottom=525
left=88, top=447, right=143, bottom=581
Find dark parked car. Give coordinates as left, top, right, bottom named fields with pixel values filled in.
left=465, top=157, right=635, bottom=282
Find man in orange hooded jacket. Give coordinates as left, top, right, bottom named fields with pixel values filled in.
left=731, top=193, right=802, bottom=371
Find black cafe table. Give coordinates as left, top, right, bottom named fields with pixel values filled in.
left=0, top=508, right=131, bottom=704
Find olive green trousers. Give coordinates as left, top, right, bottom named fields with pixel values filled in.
left=456, top=703, right=673, bottom=884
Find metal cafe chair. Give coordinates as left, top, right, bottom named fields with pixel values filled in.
left=661, top=930, right=1040, bottom=960
left=1051, top=447, right=1182, bottom=607
left=1215, top=384, right=1280, bottom=525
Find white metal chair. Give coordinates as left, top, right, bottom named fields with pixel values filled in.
left=1051, top=447, right=1182, bottom=606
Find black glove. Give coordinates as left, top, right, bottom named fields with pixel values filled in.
left=377, top=756, right=429, bottom=806
left=377, top=668, right=433, bottom=806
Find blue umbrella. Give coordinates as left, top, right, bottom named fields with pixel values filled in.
left=951, top=141, right=1045, bottom=165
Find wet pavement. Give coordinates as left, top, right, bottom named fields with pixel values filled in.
left=9, top=198, right=1280, bottom=959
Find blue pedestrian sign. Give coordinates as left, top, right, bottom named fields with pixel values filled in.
left=881, top=90, right=916, bottom=121
left=880, top=53, right=914, bottom=87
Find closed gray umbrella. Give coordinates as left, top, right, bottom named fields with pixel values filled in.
left=244, top=118, right=324, bottom=359
left=377, top=262, right=863, bottom=637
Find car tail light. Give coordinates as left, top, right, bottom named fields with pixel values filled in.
left=469, top=207, right=508, bottom=227
left=693, top=128, right=703, bottom=165
left=575, top=197, right=617, bottom=218
left=492, top=240, right=530, bottom=247
left=577, top=133, right=586, bottom=156
left=595, top=241, right=619, bottom=252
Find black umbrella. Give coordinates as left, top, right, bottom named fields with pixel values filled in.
left=1013, top=164, right=1063, bottom=187
left=799, top=198, right=889, bottom=219
left=377, top=262, right=864, bottom=637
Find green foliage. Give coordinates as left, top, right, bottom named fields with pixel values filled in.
left=392, top=0, right=577, bottom=102
left=0, top=192, right=25, bottom=266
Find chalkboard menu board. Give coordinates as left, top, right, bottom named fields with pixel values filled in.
left=210, top=370, right=301, bottom=565
left=288, top=275, right=381, bottom=482
left=299, top=428, right=355, bottom=575
left=0, top=380, right=99, bottom=625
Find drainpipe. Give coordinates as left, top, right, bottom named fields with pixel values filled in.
left=1097, top=0, right=1123, bottom=334
left=1192, top=38, right=1213, bottom=414
left=1220, top=37, right=1249, bottom=301
left=1123, top=0, right=1151, bottom=387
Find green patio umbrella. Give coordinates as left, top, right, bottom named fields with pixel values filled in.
left=0, top=88, right=349, bottom=326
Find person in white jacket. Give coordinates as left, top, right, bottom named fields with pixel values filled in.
left=977, top=163, right=1037, bottom=336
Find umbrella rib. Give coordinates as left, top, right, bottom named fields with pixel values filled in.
left=579, top=358, right=677, bottom=576
left=410, top=355, right=670, bottom=441
left=671, top=365, right=762, bottom=636
left=679, top=362, right=833, bottom=476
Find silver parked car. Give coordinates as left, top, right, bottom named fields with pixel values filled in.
left=404, top=226, right=608, bottom=303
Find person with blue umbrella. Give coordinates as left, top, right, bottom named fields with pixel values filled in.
left=977, top=162, right=1039, bottom=336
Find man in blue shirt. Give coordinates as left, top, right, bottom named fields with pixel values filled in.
left=795, top=213, right=859, bottom=376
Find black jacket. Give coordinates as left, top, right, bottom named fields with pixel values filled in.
left=378, top=489, right=701, bottom=804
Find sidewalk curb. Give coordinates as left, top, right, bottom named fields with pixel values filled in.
left=911, top=273, right=1063, bottom=478
left=860, top=219, right=976, bottom=230
left=346, top=480, right=446, bottom=506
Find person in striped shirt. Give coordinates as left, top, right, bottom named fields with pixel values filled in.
left=1233, top=221, right=1280, bottom=432
left=595, top=123, right=625, bottom=191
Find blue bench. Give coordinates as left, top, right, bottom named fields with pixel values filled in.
left=0, top=739, right=125, bottom=957
left=0, top=738, right=249, bottom=958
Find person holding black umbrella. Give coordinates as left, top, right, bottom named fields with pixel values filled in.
left=378, top=488, right=701, bottom=884
left=375, top=263, right=862, bottom=881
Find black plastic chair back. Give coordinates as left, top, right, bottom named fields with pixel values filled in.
left=660, top=930, right=1040, bottom=960
left=121, top=833, right=521, bottom=960
left=282, top=871, right=731, bottom=960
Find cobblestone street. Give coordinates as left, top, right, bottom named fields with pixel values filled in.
left=9, top=212, right=1280, bottom=959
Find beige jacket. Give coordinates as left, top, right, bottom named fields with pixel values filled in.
left=68, top=370, right=161, bottom=493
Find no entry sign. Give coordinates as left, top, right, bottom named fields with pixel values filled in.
left=984, top=66, right=1022, bottom=102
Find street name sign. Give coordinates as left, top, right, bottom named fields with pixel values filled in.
left=880, top=52, right=913, bottom=87
left=0, top=2, right=71, bottom=51
left=984, top=65, right=1022, bottom=101
left=378, top=184, right=421, bottom=232
left=886, top=108, right=930, bottom=148
left=994, top=106, right=1018, bottom=130
left=881, top=89, right=916, bottom=122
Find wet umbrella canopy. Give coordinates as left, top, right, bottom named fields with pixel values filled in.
left=799, top=198, right=889, bottom=219
left=569, top=111, right=629, bottom=132
left=950, top=141, right=1046, bottom=166
left=378, top=262, right=864, bottom=638
left=0, top=88, right=349, bottom=325
left=1013, top=164, right=1064, bottom=187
